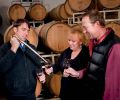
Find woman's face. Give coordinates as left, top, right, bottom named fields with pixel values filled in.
left=14, top=22, right=30, bottom=41
left=68, top=32, right=82, bottom=51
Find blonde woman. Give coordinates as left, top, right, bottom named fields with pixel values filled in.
left=45, top=26, right=90, bottom=100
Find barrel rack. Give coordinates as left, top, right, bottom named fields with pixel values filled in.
left=11, top=0, right=44, bottom=5
left=68, top=8, right=120, bottom=25
left=40, top=53, right=60, bottom=64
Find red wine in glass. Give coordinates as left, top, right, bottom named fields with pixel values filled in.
left=63, top=58, right=71, bottom=69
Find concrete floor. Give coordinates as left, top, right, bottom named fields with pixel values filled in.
left=36, top=97, right=60, bottom=100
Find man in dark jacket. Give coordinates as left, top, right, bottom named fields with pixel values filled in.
left=81, top=10, right=120, bottom=100
left=0, top=19, right=45, bottom=100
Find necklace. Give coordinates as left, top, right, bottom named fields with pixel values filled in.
left=71, top=45, right=82, bottom=59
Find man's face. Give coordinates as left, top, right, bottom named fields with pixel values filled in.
left=14, top=23, right=30, bottom=41
left=82, top=16, right=97, bottom=39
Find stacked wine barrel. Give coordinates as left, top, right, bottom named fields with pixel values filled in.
left=8, top=3, right=47, bottom=22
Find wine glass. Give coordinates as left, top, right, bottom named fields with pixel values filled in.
left=63, top=58, right=71, bottom=69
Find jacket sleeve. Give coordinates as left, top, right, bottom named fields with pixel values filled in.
left=103, top=43, right=120, bottom=100
left=0, top=44, right=16, bottom=74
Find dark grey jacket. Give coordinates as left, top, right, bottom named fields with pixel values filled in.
left=0, top=41, right=42, bottom=98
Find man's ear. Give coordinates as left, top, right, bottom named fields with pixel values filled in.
left=95, top=21, right=100, bottom=26
left=13, top=27, right=17, bottom=33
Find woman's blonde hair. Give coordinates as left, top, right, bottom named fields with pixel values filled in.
left=69, top=25, right=89, bottom=46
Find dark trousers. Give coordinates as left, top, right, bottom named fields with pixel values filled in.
left=7, top=94, right=36, bottom=100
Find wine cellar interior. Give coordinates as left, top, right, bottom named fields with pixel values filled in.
left=0, top=0, right=120, bottom=100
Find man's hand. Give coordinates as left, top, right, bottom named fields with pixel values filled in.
left=37, top=72, right=46, bottom=83
left=10, top=36, right=20, bottom=53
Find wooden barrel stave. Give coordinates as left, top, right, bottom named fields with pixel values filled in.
left=8, top=4, right=26, bottom=22
left=98, top=0, right=120, bottom=9
left=36, top=21, right=70, bottom=53
left=35, top=78, right=42, bottom=97
left=68, top=0, right=92, bottom=12
left=106, top=22, right=120, bottom=37
left=45, top=72, right=62, bottom=97
left=28, top=3, right=47, bottom=21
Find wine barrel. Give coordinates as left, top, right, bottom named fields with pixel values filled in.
left=48, top=5, right=62, bottom=21
left=68, top=0, right=92, bottom=12
left=4, top=25, right=38, bottom=47
left=8, top=4, right=26, bottom=22
left=46, top=72, right=62, bottom=97
left=28, top=3, right=47, bottom=21
left=49, top=4, right=70, bottom=20
left=98, top=0, right=120, bottom=9
left=60, top=4, right=70, bottom=20
left=36, top=21, right=70, bottom=53
left=64, top=0, right=74, bottom=16
left=35, top=78, right=42, bottom=97
left=106, top=22, right=120, bottom=37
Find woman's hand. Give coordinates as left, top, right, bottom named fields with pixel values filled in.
left=66, top=67, right=79, bottom=78
left=66, top=67, right=86, bottom=79
left=44, top=66, right=53, bottom=75
left=63, top=69, right=70, bottom=77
